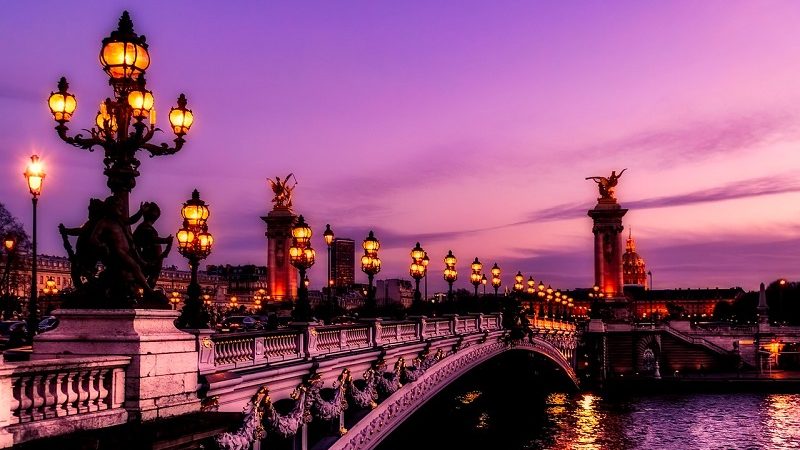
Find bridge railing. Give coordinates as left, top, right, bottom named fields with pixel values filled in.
left=0, top=355, right=129, bottom=443
left=198, top=313, right=516, bottom=374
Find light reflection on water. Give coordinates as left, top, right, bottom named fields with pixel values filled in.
left=377, top=354, right=800, bottom=450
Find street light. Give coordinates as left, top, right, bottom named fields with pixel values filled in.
left=481, top=274, right=487, bottom=296
left=289, top=215, right=315, bottom=321
left=470, top=258, right=483, bottom=298
left=514, top=272, right=524, bottom=293
left=24, top=155, right=45, bottom=339
left=48, top=12, right=194, bottom=305
left=422, top=252, right=430, bottom=302
left=170, top=291, right=181, bottom=310
left=176, top=189, right=213, bottom=329
left=324, top=224, right=334, bottom=306
left=443, top=250, right=457, bottom=302
left=491, top=263, right=501, bottom=297
left=360, top=231, right=381, bottom=313
left=410, top=242, right=426, bottom=306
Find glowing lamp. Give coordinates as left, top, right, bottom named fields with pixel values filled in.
left=169, top=94, right=194, bottom=136
left=24, top=155, right=46, bottom=197
left=48, top=77, right=77, bottom=123
left=491, top=263, right=500, bottom=278
left=410, top=242, right=425, bottom=263
left=181, top=189, right=210, bottom=227
left=471, top=257, right=482, bottom=273
left=3, top=235, right=15, bottom=252
left=99, top=12, right=150, bottom=80
left=291, top=215, right=312, bottom=245
left=324, top=224, right=335, bottom=247
left=359, top=231, right=378, bottom=256
left=128, top=86, right=154, bottom=119
left=444, top=250, right=457, bottom=268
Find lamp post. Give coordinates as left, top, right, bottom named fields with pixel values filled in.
left=170, top=291, right=181, bottom=310
left=42, top=276, right=59, bottom=315
left=410, top=242, right=426, bottom=307
left=443, top=250, right=457, bottom=302
left=470, top=258, right=483, bottom=298
left=481, top=274, right=487, bottom=296
left=176, top=189, right=213, bottom=329
left=48, top=12, right=193, bottom=215
left=324, top=224, right=334, bottom=306
left=24, top=155, right=45, bottom=339
left=490, top=263, right=501, bottom=297
left=527, top=276, right=536, bottom=314
left=422, top=252, right=430, bottom=303
left=289, top=216, right=315, bottom=321
left=360, top=231, right=381, bottom=314
left=537, top=281, right=546, bottom=317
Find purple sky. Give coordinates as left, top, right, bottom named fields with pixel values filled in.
left=3, top=1, right=800, bottom=293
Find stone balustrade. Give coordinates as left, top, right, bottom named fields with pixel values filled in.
left=0, top=356, right=129, bottom=447
left=198, top=313, right=579, bottom=375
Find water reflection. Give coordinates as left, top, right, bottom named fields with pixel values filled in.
left=378, top=354, right=800, bottom=450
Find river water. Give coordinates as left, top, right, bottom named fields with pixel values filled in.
left=376, top=352, right=800, bottom=450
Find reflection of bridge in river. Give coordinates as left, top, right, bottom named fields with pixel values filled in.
left=203, top=314, right=578, bottom=450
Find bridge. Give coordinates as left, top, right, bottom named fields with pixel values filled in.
left=0, top=311, right=578, bottom=449
left=202, top=313, right=578, bottom=450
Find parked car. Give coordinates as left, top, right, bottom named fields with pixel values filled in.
left=38, top=316, right=59, bottom=333
left=217, top=315, right=262, bottom=332
left=0, top=321, right=28, bottom=349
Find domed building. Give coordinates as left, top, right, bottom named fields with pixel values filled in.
left=623, top=229, right=648, bottom=288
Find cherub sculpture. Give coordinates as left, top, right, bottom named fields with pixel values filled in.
left=133, top=202, right=173, bottom=288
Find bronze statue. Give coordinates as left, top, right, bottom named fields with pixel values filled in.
left=59, top=198, right=104, bottom=287
left=268, top=173, right=297, bottom=209
left=60, top=196, right=170, bottom=308
left=586, top=169, right=626, bottom=200
left=133, top=202, right=173, bottom=288
left=89, top=196, right=152, bottom=297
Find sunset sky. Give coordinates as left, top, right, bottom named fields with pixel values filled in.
left=2, top=1, right=800, bottom=293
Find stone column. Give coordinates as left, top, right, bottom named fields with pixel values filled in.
left=588, top=198, right=628, bottom=298
left=262, top=207, right=298, bottom=302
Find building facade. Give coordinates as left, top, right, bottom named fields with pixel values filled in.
left=622, top=231, right=647, bottom=287
left=331, top=238, right=355, bottom=288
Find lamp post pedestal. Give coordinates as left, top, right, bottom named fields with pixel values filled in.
left=32, top=309, right=201, bottom=421
left=293, top=267, right=312, bottom=322
left=176, top=258, right=210, bottom=329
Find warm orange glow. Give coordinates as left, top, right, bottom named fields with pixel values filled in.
left=48, top=91, right=77, bottom=122
left=3, top=237, right=14, bottom=252
left=410, top=242, right=426, bottom=262
left=362, top=230, right=380, bottom=254
left=444, top=250, right=457, bottom=268
left=471, top=257, right=482, bottom=273
left=100, top=41, right=150, bottom=79
left=24, top=155, right=45, bottom=197
left=491, top=263, right=500, bottom=278
left=324, top=224, right=335, bottom=246
left=128, top=88, right=154, bottom=119
left=176, top=228, right=194, bottom=249
left=444, top=267, right=458, bottom=282
left=169, top=94, right=194, bottom=135
left=291, top=216, right=312, bottom=245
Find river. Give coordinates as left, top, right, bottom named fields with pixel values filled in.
left=376, top=352, right=800, bottom=450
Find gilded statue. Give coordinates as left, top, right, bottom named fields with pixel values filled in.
left=586, top=169, right=626, bottom=200
left=269, top=173, right=297, bottom=209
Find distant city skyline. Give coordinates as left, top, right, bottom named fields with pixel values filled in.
left=3, top=1, right=800, bottom=292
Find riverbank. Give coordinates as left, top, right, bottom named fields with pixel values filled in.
left=602, top=371, right=800, bottom=394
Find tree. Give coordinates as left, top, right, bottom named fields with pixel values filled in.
left=0, top=203, right=31, bottom=319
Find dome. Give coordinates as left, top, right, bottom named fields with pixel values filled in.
left=623, top=230, right=647, bottom=287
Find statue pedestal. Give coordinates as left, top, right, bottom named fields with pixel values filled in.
left=32, top=309, right=200, bottom=422
left=262, top=207, right=298, bottom=302
left=588, top=198, right=628, bottom=298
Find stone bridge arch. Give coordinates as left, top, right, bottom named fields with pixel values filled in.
left=328, top=336, right=578, bottom=450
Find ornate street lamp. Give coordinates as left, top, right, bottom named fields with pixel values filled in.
left=514, top=272, right=524, bottom=293
left=422, top=251, right=430, bottom=302
left=24, top=155, right=45, bottom=338
left=289, top=216, right=315, bottom=321
left=324, top=224, right=334, bottom=306
left=176, top=190, right=213, bottom=328
left=481, top=274, right=487, bottom=296
left=410, top=242, right=426, bottom=306
left=48, top=12, right=194, bottom=305
left=202, top=293, right=212, bottom=307
left=526, top=276, right=536, bottom=314
left=490, top=263, right=501, bottom=297
left=470, top=258, right=483, bottom=298
left=360, top=231, right=381, bottom=313
left=229, top=296, right=238, bottom=309
left=443, top=250, right=457, bottom=302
